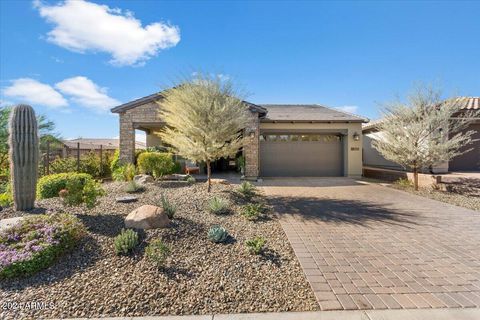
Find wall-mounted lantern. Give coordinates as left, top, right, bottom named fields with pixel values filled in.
left=352, top=132, right=360, bottom=141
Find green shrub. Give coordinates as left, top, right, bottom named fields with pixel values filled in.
left=160, top=194, right=176, bottom=219
left=81, top=180, right=105, bottom=208
left=0, top=192, right=13, bottom=207
left=37, top=173, right=92, bottom=199
left=207, top=226, right=228, bottom=243
left=125, top=181, right=145, bottom=193
left=241, top=203, right=264, bottom=221
left=0, top=181, right=11, bottom=207
left=110, top=149, right=120, bottom=172
left=184, top=175, right=196, bottom=184
left=0, top=213, right=85, bottom=279
left=50, top=157, right=77, bottom=174
left=112, top=163, right=136, bottom=182
left=64, top=177, right=105, bottom=209
left=135, top=149, right=146, bottom=164
left=172, top=161, right=182, bottom=174
left=145, top=239, right=170, bottom=268
left=114, top=229, right=139, bottom=255
left=50, top=152, right=112, bottom=178
left=395, top=178, right=413, bottom=188
left=236, top=155, right=245, bottom=172
left=79, top=151, right=111, bottom=178
left=245, top=236, right=266, bottom=255
left=0, top=179, right=9, bottom=194
left=207, top=196, right=230, bottom=215
left=237, top=181, right=256, bottom=198
left=137, top=152, right=175, bottom=178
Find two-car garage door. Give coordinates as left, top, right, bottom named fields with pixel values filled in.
left=260, top=133, right=343, bottom=177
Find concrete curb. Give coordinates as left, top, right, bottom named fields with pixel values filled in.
left=71, top=308, right=480, bottom=320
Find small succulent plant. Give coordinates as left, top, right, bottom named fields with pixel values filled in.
left=207, top=196, right=230, bottom=215
left=185, top=175, right=196, bottom=184
left=160, top=194, right=176, bottom=219
left=241, top=203, right=264, bottom=221
left=114, top=229, right=139, bottom=255
left=207, top=226, right=229, bottom=243
left=245, top=236, right=266, bottom=255
left=237, top=181, right=256, bottom=198
left=145, top=239, right=170, bottom=268
left=124, top=181, right=145, bottom=193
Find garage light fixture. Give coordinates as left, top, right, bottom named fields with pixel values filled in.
left=353, top=132, right=360, bottom=141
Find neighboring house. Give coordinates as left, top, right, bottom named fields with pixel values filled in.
left=111, top=92, right=368, bottom=179
left=62, top=138, right=146, bottom=157
left=363, top=97, right=480, bottom=173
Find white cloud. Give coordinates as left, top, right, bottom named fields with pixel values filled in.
left=35, top=0, right=180, bottom=66
left=55, top=76, right=120, bottom=112
left=2, top=78, right=68, bottom=108
left=335, top=105, right=359, bottom=114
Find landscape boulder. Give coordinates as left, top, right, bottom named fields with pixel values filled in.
left=125, top=205, right=170, bottom=229
left=133, top=174, right=154, bottom=185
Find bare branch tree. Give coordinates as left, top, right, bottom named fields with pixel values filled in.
left=372, top=85, right=479, bottom=190
left=158, top=73, right=250, bottom=192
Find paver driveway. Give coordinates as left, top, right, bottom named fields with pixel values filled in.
left=261, top=178, right=480, bottom=311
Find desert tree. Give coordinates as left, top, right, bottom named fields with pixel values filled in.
left=372, top=86, right=479, bottom=190
left=158, top=73, right=250, bottom=192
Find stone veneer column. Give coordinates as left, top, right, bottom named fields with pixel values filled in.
left=119, top=113, right=135, bottom=164
left=244, top=113, right=260, bottom=179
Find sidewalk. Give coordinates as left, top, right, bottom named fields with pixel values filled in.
left=75, top=308, right=480, bottom=320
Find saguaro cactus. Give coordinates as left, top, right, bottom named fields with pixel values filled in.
left=9, top=104, right=39, bottom=211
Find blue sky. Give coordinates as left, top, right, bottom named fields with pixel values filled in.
left=1, top=0, right=479, bottom=142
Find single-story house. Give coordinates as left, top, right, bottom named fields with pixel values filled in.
left=111, top=92, right=369, bottom=179
left=62, top=138, right=146, bottom=157
left=363, top=97, right=480, bottom=173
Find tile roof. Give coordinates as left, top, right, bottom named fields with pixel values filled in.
left=449, top=97, right=479, bottom=110
left=260, top=104, right=369, bottom=123
left=63, top=138, right=146, bottom=150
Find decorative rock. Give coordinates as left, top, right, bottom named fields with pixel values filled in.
left=116, top=196, right=138, bottom=203
left=0, top=216, right=24, bottom=232
left=133, top=174, right=154, bottom=185
left=162, top=173, right=189, bottom=181
left=210, top=178, right=230, bottom=185
left=125, top=205, right=170, bottom=229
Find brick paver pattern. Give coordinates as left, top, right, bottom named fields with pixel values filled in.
left=261, top=178, right=480, bottom=311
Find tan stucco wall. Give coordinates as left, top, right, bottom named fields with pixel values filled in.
left=146, top=132, right=163, bottom=148
left=259, top=122, right=363, bottom=177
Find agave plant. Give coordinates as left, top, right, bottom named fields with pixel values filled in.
left=207, top=226, right=228, bottom=243
left=207, top=196, right=230, bottom=215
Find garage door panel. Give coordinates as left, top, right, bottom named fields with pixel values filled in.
left=260, top=134, right=343, bottom=177
left=449, top=124, right=480, bottom=171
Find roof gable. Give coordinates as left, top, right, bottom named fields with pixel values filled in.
left=110, top=91, right=267, bottom=115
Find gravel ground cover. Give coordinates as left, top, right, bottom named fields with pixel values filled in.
left=362, top=178, right=480, bottom=212
left=390, top=184, right=480, bottom=211
left=0, top=181, right=318, bottom=319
